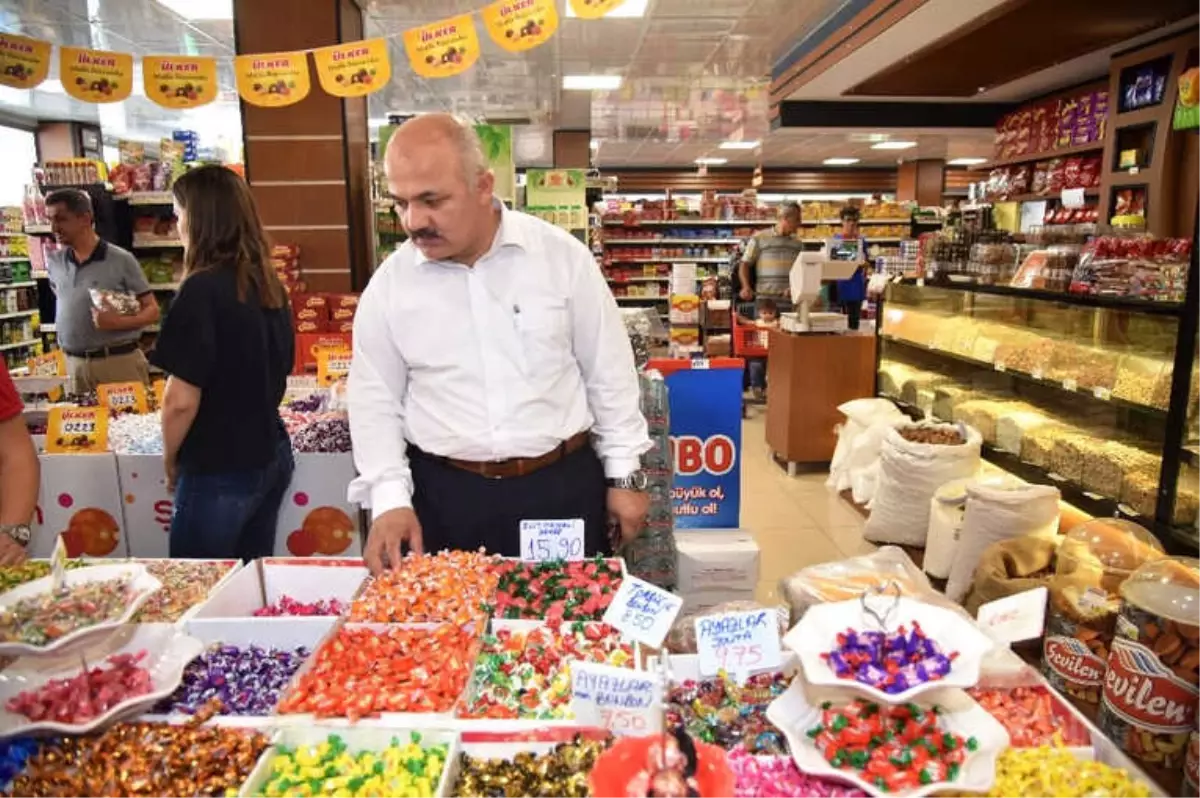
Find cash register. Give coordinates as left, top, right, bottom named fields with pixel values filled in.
left=783, top=238, right=864, bottom=333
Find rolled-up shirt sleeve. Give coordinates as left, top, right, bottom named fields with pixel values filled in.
left=347, top=265, right=413, bottom=516
left=568, top=243, right=652, bottom=478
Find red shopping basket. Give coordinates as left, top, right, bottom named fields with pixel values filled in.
left=732, top=317, right=770, bottom=358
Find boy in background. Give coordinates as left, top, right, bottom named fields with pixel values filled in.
left=738, top=299, right=780, bottom=401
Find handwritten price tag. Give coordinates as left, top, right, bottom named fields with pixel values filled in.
left=1062, top=378, right=1078, bottom=392
left=695, top=609, right=782, bottom=678
left=691, top=358, right=710, bottom=370
left=519, top=519, right=585, bottom=561
left=603, top=575, right=683, bottom=649
left=977, top=587, right=1047, bottom=645
left=570, top=661, right=661, bottom=735
left=46, top=407, right=109, bottom=453
left=98, top=381, right=149, bottom=414
left=1094, top=387, right=1112, bottom=400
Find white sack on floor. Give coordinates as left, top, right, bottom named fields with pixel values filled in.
left=944, top=477, right=1061, bottom=603
left=828, top=398, right=908, bottom=493
left=862, top=421, right=982, bottom=547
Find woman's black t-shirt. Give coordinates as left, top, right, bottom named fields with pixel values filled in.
left=150, top=268, right=294, bottom=473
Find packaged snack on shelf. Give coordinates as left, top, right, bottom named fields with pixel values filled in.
left=1098, top=556, right=1200, bottom=769
left=932, top=385, right=986, bottom=422
left=1049, top=430, right=1103, bottom=483
left=1120, top=470, right=1159, bottom=520
left=1113, top=353, right=1168, bottom=408
left=899, top=369, right=944, bottom=408
left=953, top=399, right=1025, bottom=446
left=969, top=322, right=1005, bottom=363
left=1021, top=423, right=1072, bottom=470
left=1043, top=519, right=1164, bottom=705
left=995, top=408, right=1054, bottom=454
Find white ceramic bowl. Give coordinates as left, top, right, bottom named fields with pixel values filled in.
left=0, top=623, right=203, bottom=738
left=784, top=596, right=994, bottom=702
left=766, top=675, right=1009, bottom=797
left=0, top=563, right=161, bottom=657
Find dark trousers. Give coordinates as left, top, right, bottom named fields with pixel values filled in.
left=409, top=444, right=610, bottom=557
left=170, top=435, right=295, bottom=561
left=843, top=301, right=862, bottom=330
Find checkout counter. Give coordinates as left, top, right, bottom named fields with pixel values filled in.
left=764, top=240, right=877, bottom=474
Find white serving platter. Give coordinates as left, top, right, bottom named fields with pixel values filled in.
left=0, top=623, right=202, bottom=738
left=0, top=563, right=161, bottom=657
left=784, top=595, right=994, bottom=703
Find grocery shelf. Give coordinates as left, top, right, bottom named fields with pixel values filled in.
left=801, top=218, right=911, bottom=225
left=24, top=225, right=51, bottom=235
left=615, top=296, right=668, bottom=302
left=880, top=334, right=1169, bottom=418
left=0, top=282, right=36, bottom=290
left=0, top=231, right=26, bottom=237
left=997, top=189, right=1100, bottom=203
left=609, top=257, right=729, bottom=264
left=132, top=238, right=183, bottom=248
left=31, top=270, right=48, bottom=279
left=39, top=323, right=54, bottom=333
left=1183, top=444, right=1199, bottom=468
left=147, top=282, right=180, bottom=291
left=892, top=278, right=1185, bottom=316
left=603, top=238, right=745, bottom=245
left=606, top=277, right=668, bottom=283
left=0, top=256, right=29, bottom=264
left=883, top=394, right=1144, bottom=524
left=0, top=309, right=37, bottom=321
left=601, top=218, right=775, bottom=227
left=0, top=338, right=39, bottom=352
left=124, top=191, right=174, bottom=206
left=980, top=142, right=1104, bottom=170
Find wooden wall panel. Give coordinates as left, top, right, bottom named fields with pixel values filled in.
left=245, top=139, right=347, bottom=182
left=339, top=0, right=373, bottom=290
left=554, top=131, right=591, bottom=168
left=253, top=185, right=350, bottom=227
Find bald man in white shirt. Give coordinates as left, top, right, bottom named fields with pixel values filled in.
left=348, top=114, right=652, bottom=574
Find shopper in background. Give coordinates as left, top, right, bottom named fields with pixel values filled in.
left=45, top=189, right=158, bottom=394
left=737, top=200, right=803, bottom=319
left=736, top=298, right=780, bottom=401
left=349, top=114, right=652, bottom=574
left=150, top=166, right=295, bottom=561
left=0, top=368, right=36, bottom=565
left=831, top=205, right=868, bottom=330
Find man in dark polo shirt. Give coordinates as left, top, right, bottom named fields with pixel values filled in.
left=45, top=189, right=159, bottom=393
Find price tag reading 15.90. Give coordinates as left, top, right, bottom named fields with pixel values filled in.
left=519, top=519, right=585, bottom=562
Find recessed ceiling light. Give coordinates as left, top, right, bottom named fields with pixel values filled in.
left=824, top=157, right=860, bottom=166
left=948, top=157, right=988, bottom=166
left=719, top=140, right=760, bottom=150
left=563, top=74, right=622, bottom=90
left=565, top=0, right=647, bottom=18
left=695, top=157, right=728, bottom=165
left=155, top=0, right=232, bottom=20
left=871, top=141, right=917, bottom=150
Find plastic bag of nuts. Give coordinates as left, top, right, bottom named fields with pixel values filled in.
left=1099, top=556, right=1200, bottom=769
left=1042, top=519, right=1164, bottom=705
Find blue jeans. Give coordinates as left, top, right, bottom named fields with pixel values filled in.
left=748, top=358, right=767, bottom=390
left=170, top=436, right=295, bottom=561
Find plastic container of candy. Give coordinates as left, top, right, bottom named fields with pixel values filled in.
left=189, top=558, right=365, bottom=622
left=0, top=623, right=203, bottom=738
left=237, top=725, right=459, bottom=798
left=765, top=674, right=1009, bottom=797
left=141, top=618, right=331, bottom=726
left=446, top=728, right=614, bottom=797
left=784, top=595, right=994, bottom=703
left=0, top=562, right=161, bottom=657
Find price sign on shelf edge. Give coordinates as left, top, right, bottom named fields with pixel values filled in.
left=570, top=660, right=662, bottom=735
left=519, top=518, right=585, bottom=562
left=602, top=575, right=683, bottom=649
left=45, top=407, right=109, bottom=454
left=694, top=608, right=782, bottom=679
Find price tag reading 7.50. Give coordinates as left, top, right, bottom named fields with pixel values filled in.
left=602, top=575, right=683, bottom=649
left=570, top=661, right=662, bottom=736
left=519, top=519, right=585, bottom=562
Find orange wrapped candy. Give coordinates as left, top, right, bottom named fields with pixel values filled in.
left=348, top=550, right=500, bottom=625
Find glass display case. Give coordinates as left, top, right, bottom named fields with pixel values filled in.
left=875, top=279, right=1198, bottom=552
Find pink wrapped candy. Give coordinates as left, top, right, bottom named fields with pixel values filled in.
left=253, top=596, right=346, bottom=617
left=728, top=746, right=867, bottom=798
left=5, top=651, right=152, bottom=723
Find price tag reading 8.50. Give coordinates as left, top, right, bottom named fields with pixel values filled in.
left=603, top=575, right=683, bottom=649
left=519, top=519, right=585, bottom=562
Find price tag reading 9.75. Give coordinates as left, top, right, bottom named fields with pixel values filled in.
left=519, top=519, right=585, bottom=562
left=695, top=609, right=782, bottom=678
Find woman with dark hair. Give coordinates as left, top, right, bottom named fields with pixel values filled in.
left=151, top=165, right=295, bottom=559
left=831, top=205, right=869, bottom=330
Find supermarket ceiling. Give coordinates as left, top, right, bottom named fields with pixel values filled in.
left=0, top=0, right=1194, bottom=168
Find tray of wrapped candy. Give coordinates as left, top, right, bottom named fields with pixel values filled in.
left=0, top=563, right=161, bottom=657
left=784, top=595, right=993, bottom=702
left=766, top=675, right=1008, bottom=797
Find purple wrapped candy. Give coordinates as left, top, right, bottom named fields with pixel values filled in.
left=822, top=620, right=958, bottom=694
left=156, top=643, right=309, bottom=716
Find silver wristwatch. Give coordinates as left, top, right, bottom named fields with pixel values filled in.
left=0, top=524, right=31, bottom=547
left=606, top=471, right=649, bottom=491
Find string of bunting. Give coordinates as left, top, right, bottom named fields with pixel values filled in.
left=0, top=0, right=625, bottom=109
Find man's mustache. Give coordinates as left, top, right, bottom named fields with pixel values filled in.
left=410, top=229, right=440, bottom=241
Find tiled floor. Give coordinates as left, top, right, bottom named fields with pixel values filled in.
left=739, top=408, right=875, bottom=605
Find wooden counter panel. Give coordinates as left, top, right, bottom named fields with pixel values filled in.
left=765, top=331, right=877, bottom=464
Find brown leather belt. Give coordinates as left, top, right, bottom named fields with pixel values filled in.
left=431, top=430, right=592, bottom=479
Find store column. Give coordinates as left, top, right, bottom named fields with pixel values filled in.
left=233, top=0, right=374, bottom=292
left=896, top=159, right=946, bottom=207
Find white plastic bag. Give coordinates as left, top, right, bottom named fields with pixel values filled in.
left=851, top=460, right=881, bottom=505
left=944, top=477, right=1061, bottom=603
left=828, top=398, right=907, bottom=492
left=862, top=421, right=982, bottom=547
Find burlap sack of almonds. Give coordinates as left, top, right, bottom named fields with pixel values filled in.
left=963, top=535, right=1059, bottom=617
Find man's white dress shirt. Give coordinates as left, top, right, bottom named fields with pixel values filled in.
left=347, top=203, right=651, bottom=518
